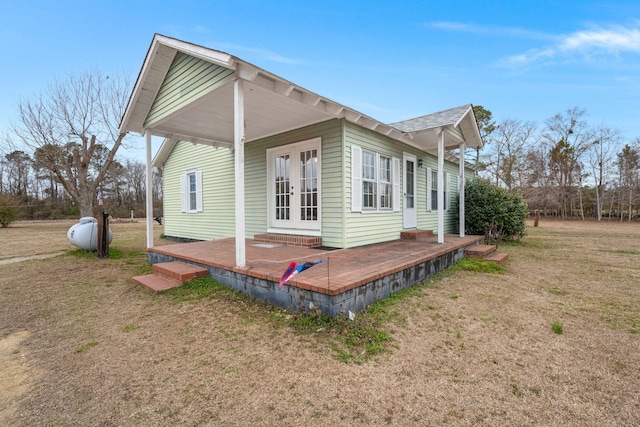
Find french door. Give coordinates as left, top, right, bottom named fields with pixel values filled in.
left=267, top=138, right=321, bottom=234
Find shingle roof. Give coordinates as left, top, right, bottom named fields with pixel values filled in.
left=390, top=104, right=473, bottom=133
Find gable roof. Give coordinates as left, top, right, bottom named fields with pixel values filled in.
left=121, top=34, right=483, bottom=165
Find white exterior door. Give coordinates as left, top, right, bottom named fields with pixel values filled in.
left=267, top=138, right=321, bottom=235
left=403, top=153, right=417, bottom=229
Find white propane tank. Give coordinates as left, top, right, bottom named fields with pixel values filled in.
left=67, top=217, right=113, bottom=251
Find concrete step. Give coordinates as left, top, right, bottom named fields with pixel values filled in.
left=484, top=252, right=509, bottom=265
left=132, top=274, right=181, bottom=293
left=464, top=244, right=497, bottom=259
left=152, top=261, right=208, bottom=284
left=400, top=230, right=434, bottom=240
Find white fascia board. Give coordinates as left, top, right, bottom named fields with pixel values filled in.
left=151, top=138, right=177, bottom=168
left=453, top=105, right=472, bottom=128
left=120, top=37, right=177, bottom=134
left=154, top=34, right=234, bottom=69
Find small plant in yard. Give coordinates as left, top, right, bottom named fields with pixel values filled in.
left=451, top=258, right=505, bottom=274
left=551, top=321, right=564, bottom=335
left=74, top=341, right=99, bottom=353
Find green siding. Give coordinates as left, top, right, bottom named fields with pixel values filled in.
left=244, top=120, right=343, bottom=244
left=163, top=142, right=235, bottom=240
left=343, top=121, right=468, bottom=248
left=145, top=53, right=234, bottom=127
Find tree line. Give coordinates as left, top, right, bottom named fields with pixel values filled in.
left=475, top=106, right=640, bottom=221
left=0, top=150, right=161, bottom=220
left=1, top=69, right=638, bottom=224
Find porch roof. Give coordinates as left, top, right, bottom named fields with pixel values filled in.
left=120, top=34, right=483, bottom=165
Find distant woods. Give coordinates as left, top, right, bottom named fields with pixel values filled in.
left=473, top=105, right=640, bottom=221
left=0, top=151, right=162, bottom=220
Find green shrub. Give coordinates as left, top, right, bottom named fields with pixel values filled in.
left=460, top=178, right=528, bottom=243
left=0, top=194, right=21, bottom=227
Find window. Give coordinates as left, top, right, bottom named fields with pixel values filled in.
left=351, top=145, right=399, bottom=213
left=379, top=155, right=392, bottom=209
left=181, top=170, right=203, bottom=213
left=362, top=150, right=377, bottom=209
left=427, top=168, right=449, bottom=211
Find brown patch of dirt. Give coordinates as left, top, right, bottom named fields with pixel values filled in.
left=0, top=330, right=37, bottom=423
left=0, top=219, right=639, bottom=426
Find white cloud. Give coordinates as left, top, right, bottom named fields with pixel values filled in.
left=427, top=20, right=640, bottom=67
left=559, top=26, right=640, bottom=54
left=501, top=24, right=640, bottom=67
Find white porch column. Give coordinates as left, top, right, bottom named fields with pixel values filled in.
left=234, top=78, right=246, bottom=268
left=145, top=131, right=154, bottom=249
left=437, top=129, right=445, bottom=244
left=459, top=142, right=466, bottom=238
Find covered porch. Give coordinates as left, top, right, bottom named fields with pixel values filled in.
left=138, top=233, right=485, bottom=316
left=119, top=34, right=484, bottom=270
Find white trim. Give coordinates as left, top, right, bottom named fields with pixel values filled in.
left=459, top=142, right=466, bottom=237
left=234, top=78, right=246, bottom=268
left=437, top=130, right=445, bottom=243
left=402, top=152, right=417, bottom=229
left=181, top=169, right=203, bottom=213
left=426, top=167, right=433, bottom=212
left=267, top=137, right=322, bottom=232
left=351, top=145, right=362, bottom=212
left=392, top=157, right=400, bottom=212
left=145, top=131, right=154, bottom=249
left=195, top=170, right=203, bottom=212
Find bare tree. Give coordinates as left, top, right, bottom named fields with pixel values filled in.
left=587, top=126, right=621, bottom=221
left=617, top=142, right=640, bottom=221
left=484, top=118, right=537, bottom=190
left=10, top=70, right=131, bottom=217
left=541, top=107, right=595, bottom=219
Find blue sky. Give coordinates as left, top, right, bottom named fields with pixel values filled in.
left=1, top=0, right=639, bottom=160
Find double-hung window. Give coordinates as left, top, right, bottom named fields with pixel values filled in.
left=181, top=170, right=203, bottom=213
left=427, top=168, right=449, bottom=211
left=351, top=145, right=399, bottom=213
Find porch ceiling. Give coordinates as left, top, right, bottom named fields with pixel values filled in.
left=147, top=76, right=339, bottom=148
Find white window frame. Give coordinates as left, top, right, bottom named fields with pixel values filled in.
left=351, top=145, right=399, bottom=213
left=426, top=167, right=449, bottom=212
left=181, top=169, right=203, bottom=213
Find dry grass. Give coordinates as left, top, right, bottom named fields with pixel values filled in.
left=0, top=219, right=639, bottom=426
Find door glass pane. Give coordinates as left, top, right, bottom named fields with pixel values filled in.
left=406, top=160, right=414, bottom=208
left=275, top=154, right=290, bottom=220
left=299, top=149, right=318, bottom=221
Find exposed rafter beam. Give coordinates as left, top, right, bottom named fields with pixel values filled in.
left=302, top=93, right=322, bottom=107
left=236, top=63, right=260, bottom=82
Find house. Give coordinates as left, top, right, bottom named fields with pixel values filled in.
left=121, top=33, right=482, bottom=254
left=120, top=34, right=487, bottom=314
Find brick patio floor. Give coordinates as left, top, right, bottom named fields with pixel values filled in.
left=148, top=234, right=484, bottom=296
